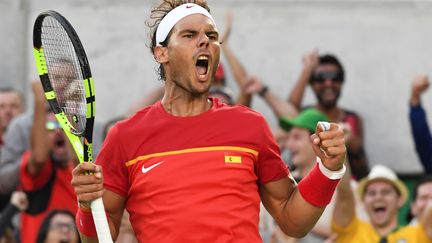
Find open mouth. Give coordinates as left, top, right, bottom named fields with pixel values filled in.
left=372, top=204, right=387, bottom=217
left=374, top=206, right=386, bottom=213
left=55, top=137, right=66, bottom=148
left=195, top=55, right=209, bottom=81
left=322, top=88, right=336, bottom=99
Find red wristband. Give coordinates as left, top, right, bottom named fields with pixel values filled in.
left=297, top=163, right=340, bottom=207
left=76, top=208, right=97, bottom=237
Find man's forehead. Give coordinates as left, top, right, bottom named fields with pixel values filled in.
left=0, top=92, right=22, bottom=105
left=289, top=127, right=310, bottom=136
left=0, top=90, right=20, bottom=96
left=418, top=182, right=432, bottom=191
left=172, top=14, right=217, bottom=32
left=366, top=180, right=396, bottom=191
left=315, top=64, right=340, bottom=72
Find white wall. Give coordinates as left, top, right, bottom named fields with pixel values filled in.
left=1, top=0, right=431, bottom=174
left=0, top=0, right=29, bottom=96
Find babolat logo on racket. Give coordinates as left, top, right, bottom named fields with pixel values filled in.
left=73, top=114, right=79, bottom=123
left=84, top=138, right=93, bottom=162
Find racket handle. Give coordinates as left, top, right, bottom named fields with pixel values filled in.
left=90, top=197, right=113, bottom=243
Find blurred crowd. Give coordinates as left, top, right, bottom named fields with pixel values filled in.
left=0, top=9, right=431, bottom=243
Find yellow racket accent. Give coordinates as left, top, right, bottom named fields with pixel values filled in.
left=33, top=48, right=48, bottom=75
left=44, top=91, right=56, bottom=100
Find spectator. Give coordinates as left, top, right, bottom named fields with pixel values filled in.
left=19, top=82, right=77, bottom=243
left=0, top=82, right=37, bottom=211
left=288, top=51, right=369, bottom=180
left=0, top=88, right=24, bottom=184
left=0, top=191, right=28, bottom=243
left=0, top=112, right=32, bottom=211
left=332, top=164, right=432, bottom=242
left=410, top=175, right=432, bottom=228
left=409, top=75, right=432, bottom=174
left=280, top=109, right=330, bottom=181
left=36, top=209, right=80, bottom=243
left=0, top=87, right=24, bottom=135
left=0, top=113, right=31, bottom=195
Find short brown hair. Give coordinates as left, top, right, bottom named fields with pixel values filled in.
left=146, top=0, right=210, bottom=80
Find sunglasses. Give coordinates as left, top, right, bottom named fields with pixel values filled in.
left=311, top=71, right=343, bottom=84
left=46, top=121, right=61, bottom=131
left=49, top=222, right=76, bottom=232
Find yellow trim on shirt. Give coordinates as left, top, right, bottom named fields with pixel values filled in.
left=125, top=146, right=259, bottom=167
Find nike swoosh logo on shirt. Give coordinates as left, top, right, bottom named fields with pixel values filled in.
left=142, top=161, right=164, bottom=173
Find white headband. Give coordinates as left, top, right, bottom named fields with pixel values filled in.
left=155, top=3, right=216, bottom=46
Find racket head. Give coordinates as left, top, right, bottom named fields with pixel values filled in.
left=33, top=10, right=95, bottom=162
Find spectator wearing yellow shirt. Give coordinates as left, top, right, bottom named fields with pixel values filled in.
left=332, top=165, right=432, bottom=242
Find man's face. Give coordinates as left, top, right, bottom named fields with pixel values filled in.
left=0, top=91, right=24, bottom=130
left=46, top=113, right=69, bottom=163
left=163, top=14, right=220, bottom=96
left=411, top=182, right=432, bottom=217
left=363, top=180, right=403, bottom=228
left=310, top=64, right=343, bottom=109
left=45, top=213, right=79, bottom=243
left=286, top=127, right=315, bottom=168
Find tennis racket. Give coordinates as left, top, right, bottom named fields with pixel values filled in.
left=33, top=10, right=112, bottom=242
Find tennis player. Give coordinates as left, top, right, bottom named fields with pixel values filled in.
left=71, top=1, right=347, bottom=242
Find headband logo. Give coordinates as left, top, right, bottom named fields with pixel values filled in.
left=155, top=3, right=216, bottom=46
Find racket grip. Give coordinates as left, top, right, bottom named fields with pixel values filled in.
left=90, top=197, right=113, bottom=243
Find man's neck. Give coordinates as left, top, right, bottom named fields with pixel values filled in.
left=374, top=217, right=399, bottom=237
left=316, top=104, right=343, bottom=122
left=161, top=85, right=211, bottom=117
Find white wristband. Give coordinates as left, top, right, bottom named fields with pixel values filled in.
left=316, top=157, right=346, bottom=180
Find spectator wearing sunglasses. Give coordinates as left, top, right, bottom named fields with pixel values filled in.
left=288, top=50, right=369, bottom=180
left=18, top=81, right=77, bottom=243
left=36, top=209, right=81, bottom=243
left=409, top=75, right=432, bottom=174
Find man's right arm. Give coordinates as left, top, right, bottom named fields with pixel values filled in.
left=243, top=76, right=298, bottom=119
left=71, top=162, right=125, bottom=242
left=28, top=82, right=49, bottom=175
left=287, top=50, right=319, bottom=109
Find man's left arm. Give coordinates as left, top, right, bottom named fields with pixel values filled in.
left=409, top=75, right=432, bottom=174
left=260, top=123, right=346, bottom=237
left=409, top=105, right=432, bottom=174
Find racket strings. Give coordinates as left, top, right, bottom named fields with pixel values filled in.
left=40, top=16, right=87, bottom=135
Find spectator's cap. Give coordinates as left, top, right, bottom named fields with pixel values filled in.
left=279, top=108, right=329, bottom=133
left=358, top=164, right=408, bottom=204
left=215, top=63, right=225, bottom=81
